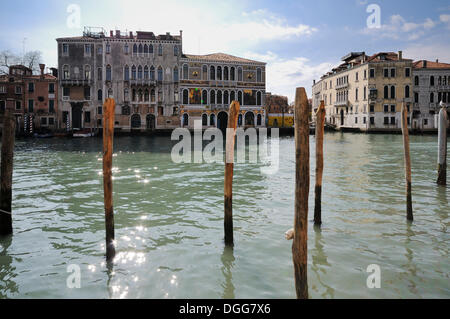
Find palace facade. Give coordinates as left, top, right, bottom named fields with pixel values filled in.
left=57, top=27, right=266, bottom=133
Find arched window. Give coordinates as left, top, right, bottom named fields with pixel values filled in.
left=257, top=68, right=262, bottom=82
left=97, top=89, right=102, bottom=101
left=257, top=91, right=262, bottom=105
left=132, top=89, right=136, bottom=101
left=230, top=67, right=235, bottom=81
left=131, top=65, right=136, bottom=80
left=217, top=66, right=222, bottom=80
left=430, top=76, right=435, bottom=86
left=106, top=43, right=110, bottom=54
left=230, top=91, right=235, bottom=102
left=173, top=67, right=179, bottom=82
left=430, top=92, right=434, bottom=103
left=138, top=44, right=143, bottom=54
left=414, top=76, right=419, bottom=86
left=210, top=90, right=216, bottom=104
left=63, top=65, right=70, bottom=79
left=144, top=66, right=149, bottom=79
left=138, top=65, right=143, bottom=79
left=144, top=44, right=148, bottom=54
left=210, top=66, right=215, bottom=80
left=183, top=89, right=189, bottom=104
left=202, top=65, right=208, bottom=80
left=183, top=64, right=188, bottom=80
left=217, top=90, right=223, bottom=104
left=124, top=88, right=129, bottom=101
left=223, top=66, right=229, bottom=81
left=384, top=85, right=389, bottom=99
left=150, top=66, right=155, bottom=81
left=202, top=90, right=207, bottom=104
left=151, top=89, right=155, bottom=102
left=133, top=44, right=138, bottom=54
left=224, top=91, right=229, bottom=105
left=238, top=67, right=243, bottom=81
left=238, top=114, right=242, bottom=126
left=157, top=67, right=163, bottom=81
left=257, top=114, right=262, bottom=126
left=124, top=65, right=129, bottom=81
left=174, top=45, right=179, bottom=56
left=182, top=113, right=189, bottom=127
left=415, top=92, right=419, bottom=103
left=144, top=89, right=149, bottom=102
left=391, top=86, right=395, bottom=99
left=124, top=44, right=129, bottom=54
left=106, top=65, right=111, bottom=81
left=149, top=44, right=153, bottom=54
left=404, top=85, right=410, bottom=98
left=158, top=44, right=163, bottom=56
left=210, top=113, right=216, bottom=126
left=202, top=114, right=208, bottom=126
left=238, top=91, right=242, bottom=104
left=138, top=89, right=143, bottom=102
left=84, top=65, right=91, bottom=80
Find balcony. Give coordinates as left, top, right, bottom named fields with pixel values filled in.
left=60, top=79, right=92, bottom=86
left=130, top=79, right=156, bottom=86
left=335, top=82, right=349, bottom=90
left=436, top=84, right=450, bottom=91
left=334, top=100, right=348, bottom=107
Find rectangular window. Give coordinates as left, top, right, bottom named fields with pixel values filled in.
left=355, top=117, right=358, bottom=124
left=41, top=117, right=47, bottom=125
left=84, top=44, right=91, bottom=56
left=98, top=68, right=102, bottom=81
left=97, top=46, right=103, bottom=55
left=369, top=68, right=375, bottom=78
left=391, top=117, right=395, bottom=125
left=63, top=111, right=69, bottom=124
left=384, top=104, right=389, bottom=112
left=405, top=68, right=410, bottom=77
left=85, top=111, right=91, bottom=123
left=424, top=119, right=428, bottom=126
left=0, top=100, right=5, bottom=112
left=391, top=105, right=396, bottom=113
left=16, top=86, right=22, bottom=94
left=28, top=82, right=34, bottom=92
left=63, top=43, right=69, bottom=55
left=48, top=83, right=55, bottom=93
left=84, top=86, right=91, bottom=100
left=370, top=105, right=374, bottom=113
left=407, top=117, right=410, bottom=125
left=63, top=87, right=70, bottom=97
left=356, top=72, right=358, bottom=81
left=364, top=70, right=367, bottom=79
left=28, top=99, right=34, bottom=112
left=49, top=100, right=55, bottom=113
left=370, top=117, right=375, bottom=125
left=49, top=117, right=54, bottom=125
left=391, top=68, right=396, bottom=78
left=16, top=100, right=21, bottom=110
left=384, top=68, right=389, bottom=78
left=384, top=117, right=389, bottom=124
left=363, top=117, right=366, bottom=124
left=98, top=106, right=102, bottom=115
left=0, top=86, right=5, bottom=93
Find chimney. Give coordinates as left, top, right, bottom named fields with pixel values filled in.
left=39, top=64, right=45, bottom=79
left=110, top=30, right=114, bottom=37
left=398, top=51, right=402, bottom=60
left=115, top=30, right=120, bottom=38
left=423, top=60, right=427, bottom=68
left=129, top=31, right=133, bottom=38
left=313, top=79, right=316, bottom=85
left=436, top=59, right=439, bottom=63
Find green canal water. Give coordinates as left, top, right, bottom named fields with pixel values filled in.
left=0, top=133, right=448, bottom=299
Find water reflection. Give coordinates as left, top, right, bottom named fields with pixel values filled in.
left=311, top=225, right=334, bottom=298
left=404, top=223, right=419, bottom=296
left=0, top=235, right=18, bottom=298
left=221, top=246, right=235, bottom=299
left=106, top=259, right=114, bottom=299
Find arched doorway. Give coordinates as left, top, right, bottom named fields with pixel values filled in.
left=182, top=113, right=189, bottom=127
left=217, top=111, right=228, bottom=132
left=245, top=112, right=255, bottom=126
left=71, top=103, right=83, bottom=129
left=340, top=110, right=344, bottom=126
left=131, top=114, right=141, bottom=129
left=146, top=114, right=155, bottom=130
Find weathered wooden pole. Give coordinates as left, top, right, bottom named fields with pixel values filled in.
left=224, top=101, right=240, bottom=246
left=437, top=102, right=448, bottom=186
left=293, top=88, right=310, bottom=299
left=314, top=101, right=325, bottom=226
left=0, top=109, right=16, bottom=236
left=103, top=98, right=116, bottom=260
left=401, top=102, right=413, bottom=221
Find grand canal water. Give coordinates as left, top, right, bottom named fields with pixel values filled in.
left=0, top=132, right=448, bottom=298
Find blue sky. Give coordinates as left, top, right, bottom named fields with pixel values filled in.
left=1, top=0, right=449, bottom=101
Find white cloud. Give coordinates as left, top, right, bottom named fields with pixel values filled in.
left=440, top=14, right=450, bottom=28
left=361, top=14, right=436, bottom=40
left=246, top=51, right=335, bottom=103
left=404, top=43, right=450, bottom=63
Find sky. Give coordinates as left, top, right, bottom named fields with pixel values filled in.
left=1, top=0, right=450, bottom=102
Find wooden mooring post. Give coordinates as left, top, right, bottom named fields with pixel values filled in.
left=0, top=109, right=16, bottom=236
left=314, top=100, right=325, bottom=226
left=401, top=102, right=413, bottom=221
left=224, top=101, right=240, bottom=246
left=103, top=98, right=116, bottom=260
left=437, top=102, right=448, bottom=186
left=293, top=88, right=310, bottom=299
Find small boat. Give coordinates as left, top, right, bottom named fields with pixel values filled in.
left=34, top=128, right=54, bottom=138
left=73, top=129, right=96, bottom=138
